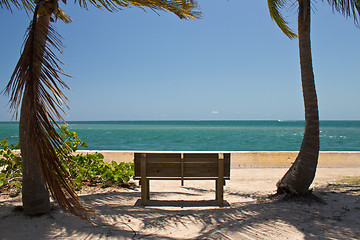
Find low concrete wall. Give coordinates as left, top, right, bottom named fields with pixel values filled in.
left=231, top=151, right=360, bottom=168
left=76, top=151, right=360, bottom=168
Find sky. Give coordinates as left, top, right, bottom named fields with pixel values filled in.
left=1, top=0, right=359, bottom=121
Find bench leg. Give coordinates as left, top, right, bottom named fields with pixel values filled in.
left=215, top=179, right=218, bottom=200
left=147, top=179, right=150, bottom=200
left=216, top=180, right=224, bottom=205
left=217, top=156, right=224, bottom=206
left=141, top=178, right=148, bottom=205
left=140, top=153, right=147, bottom=205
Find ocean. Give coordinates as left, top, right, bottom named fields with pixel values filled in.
left=0, top=121, right=359, bottom=151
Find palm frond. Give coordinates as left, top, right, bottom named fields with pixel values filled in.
left=267, top=0, right=298, bottom=39
left=0, top=0, right=20, bottom=11
left=75, top=0, right=201, bottom=19
left=5, top=2, right=94, bottom=221
left=57, top=7, right=72, bottom=23
left=325, top=0, right=360, bottom=26
left=0, top=0, right=34, bottom=14
left=75, top=0, right=124, bottom=11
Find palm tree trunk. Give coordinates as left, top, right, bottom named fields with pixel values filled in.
left=20, top=91, right=50, bottom=215
left=276, top=0, right=319, bottom=195
left=20, top=8, right=52, bottom=215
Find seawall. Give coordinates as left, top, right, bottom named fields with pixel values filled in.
left=76, top=151, right=360, bottom=168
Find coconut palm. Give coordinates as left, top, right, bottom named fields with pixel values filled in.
left=267, top=0, right=360, bottom=195
left=2, top=0, right=200, bottom=220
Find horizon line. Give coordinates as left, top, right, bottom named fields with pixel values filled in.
left=1, top=119, right=360, bottom=123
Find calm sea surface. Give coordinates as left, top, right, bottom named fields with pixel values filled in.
left=1, top=121, right=359, bottom=151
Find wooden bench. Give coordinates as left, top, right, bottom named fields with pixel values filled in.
left=134, top=152, right=230, bottom=205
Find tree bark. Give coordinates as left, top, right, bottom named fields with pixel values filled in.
left=276, top=0, right=319, bottom=195
left=20, top=90, right=50, bottom=215
left=20, top=7, right=52, bottom=215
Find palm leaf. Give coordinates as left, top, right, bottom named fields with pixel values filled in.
left=267, top=0, right=298, bottom=39
left=75, top=0, right=201, bottom=19
left=0, top=0, right=34, bottom=14
left=57, top=7, right=72, bottom=23
left=5, top=2, right=94, bottom=221
left=0, top=0, right=16, bottom=10
left=325, top=0, right=360, bottom=26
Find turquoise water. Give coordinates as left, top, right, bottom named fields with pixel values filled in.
left=1, top=121, right=359, bottom=151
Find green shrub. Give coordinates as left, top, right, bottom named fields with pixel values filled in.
left=0, top=138, right=21, bottom=190
left=0, top=126, right=134, bottom=192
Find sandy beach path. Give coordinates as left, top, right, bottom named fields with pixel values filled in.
left=0, top=168, right=359, bottom=239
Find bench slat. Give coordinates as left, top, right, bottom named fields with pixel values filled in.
left=135, top=163, right=229, bottom=177
left=147, top=163, right=182, bottom=177
left=134, top=153, right=230, bottom=178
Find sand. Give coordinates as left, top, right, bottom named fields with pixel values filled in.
left=0, top=167, right=359, bottom=239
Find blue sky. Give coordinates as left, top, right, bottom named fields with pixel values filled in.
left=1, top=0, right=359, bottom=121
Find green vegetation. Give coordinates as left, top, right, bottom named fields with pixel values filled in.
left=0, top=127, right=134, bottom=193
left=0, top=138, right=21, bottom=190
left=322, top=176, right=360, bottom=193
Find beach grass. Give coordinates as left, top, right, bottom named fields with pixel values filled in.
left=336, top=176, right=360, bottom=185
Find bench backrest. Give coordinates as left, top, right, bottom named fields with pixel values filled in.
left=134, top=153, right=230, bottom=178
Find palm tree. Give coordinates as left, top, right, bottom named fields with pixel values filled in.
left=267, top=0, right=360, bottom=196
left=2, top=0, right=200, bottom=220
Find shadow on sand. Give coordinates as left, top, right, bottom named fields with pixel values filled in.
left=134, top=199, right=231, bottom=207
left=0, top=184, right=359, bottom=239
